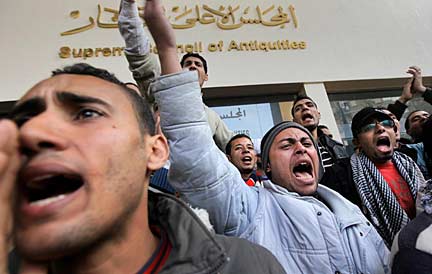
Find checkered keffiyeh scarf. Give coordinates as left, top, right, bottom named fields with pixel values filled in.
left=351, top=151, right=423, bottom=248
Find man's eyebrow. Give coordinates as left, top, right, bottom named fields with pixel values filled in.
left=278, top=137, right=296, bottom=144
left=8, top=97, right=46, bottom=120
left=300, top=137, right=312, bottom=143
left=278, top=136, right=312, bottom=144
left=56, top=91, right=112, bottom=110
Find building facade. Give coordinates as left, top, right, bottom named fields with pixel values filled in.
left=1, top=0, right=432, bottom=146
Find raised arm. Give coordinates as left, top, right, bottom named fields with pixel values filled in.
left=387, top=66, right=432, bottom=120
left=145, top=0, right=257, bottom=236
left=387, top=78, right=413, bottom=120
left=407, top=65, right=432, bottom=104
left=142, top=0, right=180, bottom=75
left=118, top=0, right=160, bottom=97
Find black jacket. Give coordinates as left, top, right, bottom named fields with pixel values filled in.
left=319, top=157, right=363, bottom=208
left=317, top=130, right=360, bottom=205
left=387, top=88, right=432, bottom=121
left=317, top=130, right=349, bottom=162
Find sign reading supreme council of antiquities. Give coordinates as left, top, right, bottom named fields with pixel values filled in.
left=59, top=39, right=306, bottom=60
left=58, top=1, right=306, bottom=59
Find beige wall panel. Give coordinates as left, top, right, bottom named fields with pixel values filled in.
left=1, top=0, right=432, bottom=100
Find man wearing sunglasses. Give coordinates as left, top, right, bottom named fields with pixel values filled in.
left=349, top=107, right=425, bottom=249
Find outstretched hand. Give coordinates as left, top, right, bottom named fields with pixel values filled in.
left=0, top=120, right=21, bottom=273
left=399, top=77, right=414, bottom=104
left=407, top=66, right=427, bottom=93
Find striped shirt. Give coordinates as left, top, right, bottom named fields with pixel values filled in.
left=318, top=143, right=334, bottom=171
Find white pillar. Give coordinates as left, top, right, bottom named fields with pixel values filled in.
left=302, top=83, right=342, bottom=142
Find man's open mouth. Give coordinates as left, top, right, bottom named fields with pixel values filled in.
left=301, top=113, right=313, bottom=121
left=292, top=161, right=313, bottom=178
left=376, top=136, right=391, bottom=153
left=23, top=174, right=84, bottom=206
left=241, top=156, right=252, bottom=164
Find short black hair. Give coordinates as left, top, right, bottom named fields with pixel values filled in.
left=225, top=134, right=252, bottom=155
left=180, top=53, right=208, bottom=73
left=52, top=63, right=155, bottom=135
left=404, top=109, right=422, bottom=132
left=291, top=95, right=317, bottom=116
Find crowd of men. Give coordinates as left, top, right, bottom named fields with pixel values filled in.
left=1, top=0, right=432, bottom=273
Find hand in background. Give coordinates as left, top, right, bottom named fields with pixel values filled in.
left=407, top=66, right=427, bottom=94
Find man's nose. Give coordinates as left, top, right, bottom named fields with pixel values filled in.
left=241, top=147, right=251, bottom=154
left=19, top=112, right=69, bottom=156
left=300, top=105, right=308, bottom=111
left=375, top=122, right=386, bottom=133
left=294, top=142, right=307, bottom=154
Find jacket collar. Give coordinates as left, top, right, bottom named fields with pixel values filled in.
left=263, top=181, right=362, bottom=227
left=317, top=185, right=363, bottom=227
left=148, top=191, right=228, bottom=273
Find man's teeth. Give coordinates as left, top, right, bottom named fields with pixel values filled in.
left=30, top=195, right=66, bottom=207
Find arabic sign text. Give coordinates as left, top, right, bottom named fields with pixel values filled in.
left=61, top=3, right=299, bottom=36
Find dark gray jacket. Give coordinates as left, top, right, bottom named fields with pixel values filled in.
left=9, top=191, right=285, bottom=274
left=148, top=191, right=286, bottom=274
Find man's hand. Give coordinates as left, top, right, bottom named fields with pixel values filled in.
left=143, top=0, right=181, bottom=75
left=398, top=77, right=414, bottom=104
left=0, top=120, right=21, bottom=273
left=407, top=66, right=427, bottom=93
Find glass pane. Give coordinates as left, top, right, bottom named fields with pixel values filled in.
left=211, top=103, right=276, bottom=150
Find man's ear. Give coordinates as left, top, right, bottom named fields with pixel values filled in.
left=203, top=73, right=208, bottom=82
left=266, top=163, right=271, bottom=173
left=352, top=137, right=359, bottom=148
left=318, top=111, right=321, bottom=120
left=146, top=134, right=169, bottom=175
left=226, top=154, right=232, bottom=162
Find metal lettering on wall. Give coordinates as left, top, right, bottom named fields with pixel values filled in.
left=61, top=3, right=298, bottom=36
left=59, top=39, right=306, bottom=59
left=58, top=2, right=307, bottom=59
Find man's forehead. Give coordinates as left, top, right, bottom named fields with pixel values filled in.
left=20, top=74, right=126, bottom=103
left=276, top=127, right=311, bottom=140
left=411, top=111, right=429, bottom=118
left=233, top=137, right=253, bottom=145
left=294, top=99, right=314, bottom=107
left=184, top=57, right=203, bottom=64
